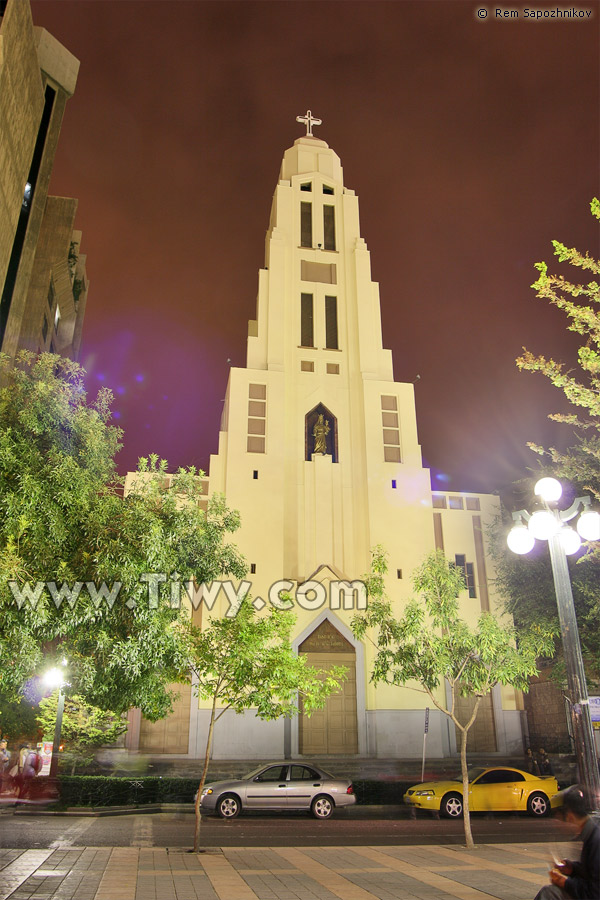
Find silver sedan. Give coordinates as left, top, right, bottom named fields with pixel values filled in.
left=199, top=762, right=356, bottom=819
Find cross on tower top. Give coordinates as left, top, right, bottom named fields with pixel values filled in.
left=296, top=109, right=322, bottom=137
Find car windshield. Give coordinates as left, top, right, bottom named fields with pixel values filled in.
left=466, top=767, right=487, bottom=782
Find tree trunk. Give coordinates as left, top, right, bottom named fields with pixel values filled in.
left=193, top=695, right=217, bottom=853
left=459, top=727, right=475, bottom=849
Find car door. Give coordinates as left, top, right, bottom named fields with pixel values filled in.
left=286, top=765, right=323, bottom=809
left=245, top=765, right=289, bottom=809
left=470, top=769, right=525, bottom=811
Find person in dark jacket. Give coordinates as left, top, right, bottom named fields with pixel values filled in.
left=538, top=748, right=555, bottom=776
left=534, top=786, right=600, bottom=899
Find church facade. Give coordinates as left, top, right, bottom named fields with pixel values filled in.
left=130, top=117, right=524, bottom=761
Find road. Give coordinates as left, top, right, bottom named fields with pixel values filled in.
left=0, top=807, right=572, bottom=848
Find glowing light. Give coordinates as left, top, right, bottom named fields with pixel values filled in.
left=117, top=386, right=126, bottom=395
left=534, top=477, right=562, bottom=503
left=528, top=510, right=559, bottom=540
left=43, top=667, right=65, bottom=689
left=577, top=510, right=600, bottom=542
left=135, top=374, right=145, bottom=383
left=507, top=525, right=535, bottom=555
left=559, top=526, right=582, bottom=556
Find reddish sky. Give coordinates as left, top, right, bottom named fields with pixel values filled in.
left=31, top=0, right=599, bottom=494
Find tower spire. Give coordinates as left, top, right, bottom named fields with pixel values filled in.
left=296, top=109, right=322, bottom=137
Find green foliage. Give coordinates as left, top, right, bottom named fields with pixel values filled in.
left=189, top=601, right=346, bottom=721
left=490, top=514, right=600, bottom=687
left=352, top=547, right=555, bottom=848
left=517, top=199, right=600, bottom=514
left=188, top=600, right=346, bottom=850
left=0, top=352, right=246, bottom=718
left=54, top=775, right=200, bottom=808
left=353, top=549, right=554, bottom=705
left=0, top=695, right=39, bottom=742
left=36, top=692, right=126, bottom=774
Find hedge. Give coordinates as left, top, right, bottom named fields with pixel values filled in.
left=52, top=776, right=411, bottom=808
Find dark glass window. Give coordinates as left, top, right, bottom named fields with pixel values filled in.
left=42, top=316, right=48, bottom=342
left=325, top=296, right=338, bottom=349
left=323, top=185, right=334, bottom=195
left=323, top=205, right=336, bottom=250
left=300, top=202, right=312, bottom=248
left=300, top=183, right=312, bottom=192
left=255, top=765, right=288, bottom=782
left=301, top=293, right=314, bottom=347
left=455, top=555, right=476, bottom=598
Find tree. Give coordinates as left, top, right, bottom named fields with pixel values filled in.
left=0, top=352, right=246, bottom=717
left=490, top=513, right=600, bottom=688
left=187, top=600, right=346, bottom=852
left=352, top=548, right=555, bottom=849
left=0, top=695, right=39, bottom=743
left=36, top=692, right=126, bottom=774
left=493, top=198, right=600, bottom=685
left=517, top=198, right=600, bottom=514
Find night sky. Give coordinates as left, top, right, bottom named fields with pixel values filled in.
left=30, top=0, right=600, bottom=495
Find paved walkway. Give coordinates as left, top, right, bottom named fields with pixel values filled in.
left=0, top=841, right=576, bottom=900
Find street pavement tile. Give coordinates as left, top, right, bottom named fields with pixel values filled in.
left=199, top=853, right=262, bottom=899
left=0, top=849, right=54, bottom=900
left=95, top=848, right=138, bottom=900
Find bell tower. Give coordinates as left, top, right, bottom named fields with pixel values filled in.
left=209, top=113, right=433, bottom=588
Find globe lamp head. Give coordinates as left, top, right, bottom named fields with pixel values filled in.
left=528, top=509, right=560, bottom=541
left=507, top=525, right=535, bottom=555
left=577, top=510, right=600, bottom=542
left=559, top=526, right=582, bottom=556
left=534, top=477, right=563, bottom=503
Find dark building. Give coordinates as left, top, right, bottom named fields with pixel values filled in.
left=0, top=0, right=88, bottom=360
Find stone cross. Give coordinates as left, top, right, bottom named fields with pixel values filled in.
left=296, top=110, right=322, bottom=137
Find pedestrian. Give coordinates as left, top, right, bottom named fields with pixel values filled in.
left=527, top=747, right=540, bottom=776
left=534, top=785, right=600, bottom=900
left=538, top=747, right=554, bottom=776
left=0, top=739, right=9, bottom=774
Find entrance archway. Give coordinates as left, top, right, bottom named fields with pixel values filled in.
left=298, top=619, right=358, bottom=754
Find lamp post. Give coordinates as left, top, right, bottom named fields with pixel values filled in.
left=507, top=477, right=600, bottom=805
left=43, top=665, right=67, bottom=779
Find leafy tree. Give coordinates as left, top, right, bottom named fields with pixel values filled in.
left=36, top=692, right=126, bottom=774
left=490, top=514, right=600, bottom=688
left=0, top=352, right=246, bottom=717
left=517, top=197, right=600, bottom=512
left=352, top=548, right=555, bottom=849
left=494, top=199, right=600, bottom=683
left=0, top=695, right=39, bottom=743
left=187, top=601, right=347, bottom=852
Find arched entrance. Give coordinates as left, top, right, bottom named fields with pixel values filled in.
left=298, top=619, right=358, bottom=754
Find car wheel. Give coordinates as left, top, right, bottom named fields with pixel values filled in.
left=527, top=792, right=549, bottom=817
left=217, top=793, right=241, bottom=819
left=311, top=794, right=334, bottom=819
left=441, top=792, right=463, bottom=818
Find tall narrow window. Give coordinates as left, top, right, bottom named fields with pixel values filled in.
left=325, top=296, right=338, bottom=349
left=301, top=293, right=314, bottom=347
left=300, top=202, right=312, bottom=248
left=323, top=205, right=336, bottom=251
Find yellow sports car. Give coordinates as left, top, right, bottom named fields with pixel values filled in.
left=404, top=766, right=561, bottom=818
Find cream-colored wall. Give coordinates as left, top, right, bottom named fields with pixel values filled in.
left=197, top=137, right=519, bottom=739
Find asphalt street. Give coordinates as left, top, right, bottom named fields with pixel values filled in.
left=0, top=808, right=573, bottom=849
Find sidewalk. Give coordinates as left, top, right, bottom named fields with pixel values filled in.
left=0, top=841, right=575, bottom=900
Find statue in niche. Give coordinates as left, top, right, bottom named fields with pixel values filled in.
left=313, top=414, right=330, bottom=454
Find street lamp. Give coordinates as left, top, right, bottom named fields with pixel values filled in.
left=507, top=477, right=600, bottom=805
left=43, top=663, right=67, bottom=779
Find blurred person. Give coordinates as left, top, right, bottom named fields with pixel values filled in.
left=534, top=786, right=600, bottom=900
left=538, top=748, right=555, bottom=776
left=527, top=747, right=541, bottom=776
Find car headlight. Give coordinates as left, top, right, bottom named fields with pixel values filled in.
left=415, top=790, right=434, bottom=796
left=201, top=788, right=213, bottom=796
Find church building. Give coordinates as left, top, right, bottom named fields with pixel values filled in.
left=128, top=114, right=524, bottom=762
